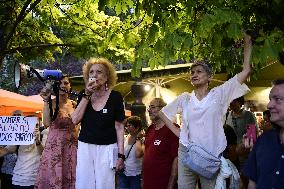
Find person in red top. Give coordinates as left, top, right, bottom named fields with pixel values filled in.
left=143, top=98, right=179, bottom=189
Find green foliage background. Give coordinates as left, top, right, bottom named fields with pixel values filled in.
left=0, top=0, right=283, bottom=91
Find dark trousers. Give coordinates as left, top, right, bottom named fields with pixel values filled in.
left=12, top=184, right=34, bottom=189
left=1, top=173, right=13, bottom=189
left=118, top=172, right=141, bottom=189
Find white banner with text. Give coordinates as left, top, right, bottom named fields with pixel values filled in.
left=0, top=116, right=37, bottom=145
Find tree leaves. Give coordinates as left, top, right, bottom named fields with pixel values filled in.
left=0, top=0, right=283, bottom=79
left=227, top=23, right=242, bottom=39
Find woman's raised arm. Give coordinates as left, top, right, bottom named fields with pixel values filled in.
left=237, top=33, right=253, bottom=84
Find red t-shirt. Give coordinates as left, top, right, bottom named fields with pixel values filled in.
left=143, top=124, right=179, bottom=189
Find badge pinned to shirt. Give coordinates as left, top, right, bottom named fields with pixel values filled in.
left=102, top=109, right=108, bottom=113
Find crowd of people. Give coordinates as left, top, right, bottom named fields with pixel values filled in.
left=0, top=33, right=284, bottom=189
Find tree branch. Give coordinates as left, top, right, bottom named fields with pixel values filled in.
left=3, top=0, right=42, bottom=51
left=54, top=2, right=103, bottom=37
left=4, top=43, right=75, bottom=54
left=128, top=12, right=146, bottom=30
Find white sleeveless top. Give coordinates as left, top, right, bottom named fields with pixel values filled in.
left=123, top=135, right=142, bottom=176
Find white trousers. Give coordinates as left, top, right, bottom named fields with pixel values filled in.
left=76, top=141, right=117, bottom=189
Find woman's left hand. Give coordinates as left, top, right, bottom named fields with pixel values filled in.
left=115, top=158, right=124, bottom=171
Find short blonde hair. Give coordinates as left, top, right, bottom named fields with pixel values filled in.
left=82, top=57, right=118, bottom=89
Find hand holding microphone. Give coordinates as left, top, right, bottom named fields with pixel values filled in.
left=85, top=77, right=97, bottom=96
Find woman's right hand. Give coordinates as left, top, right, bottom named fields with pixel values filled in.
left=40, top=81, right=52, bottom=101
left=85, top=78, right=97, bottom=95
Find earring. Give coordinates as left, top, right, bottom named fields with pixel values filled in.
left=105, top=83, right=109, bottom=91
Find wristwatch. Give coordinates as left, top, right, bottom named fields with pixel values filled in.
left=118, top=153, right=126, bottom=161
left=83, top=94, right=91, bottom=100
left=83, top=89, right=92, bottom=100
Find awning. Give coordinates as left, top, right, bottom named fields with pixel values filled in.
left=0, top=89, right=43, bottom=116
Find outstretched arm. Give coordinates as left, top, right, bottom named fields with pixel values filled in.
left=40, top=82, right=53, bottom=127
left=158, top=111, right=180, bottom=137
left=237, top=33, right=253, bottom=84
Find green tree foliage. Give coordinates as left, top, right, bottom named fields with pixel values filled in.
left=0, top=0, right=283, bottom=79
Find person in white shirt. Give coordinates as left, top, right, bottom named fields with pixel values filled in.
left=0, top=114, right=43, bottom=189
left=158, top=33, right=252, bottom=189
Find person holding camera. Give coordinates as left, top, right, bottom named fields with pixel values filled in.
left=35, top=76, right=78, bottom=189
left=71, top=57, right=125, bottom=189
left=118, top=116, right=144, bottom=189
left=158, top=33, right=252, bottom=189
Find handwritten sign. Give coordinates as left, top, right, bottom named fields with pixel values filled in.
left=0, top=116, right=37, bottom=145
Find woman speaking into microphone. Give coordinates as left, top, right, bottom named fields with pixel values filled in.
left=72, top=57, right=125, bottom=189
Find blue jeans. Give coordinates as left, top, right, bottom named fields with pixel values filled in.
left=118, top=172, right=141, bottom=189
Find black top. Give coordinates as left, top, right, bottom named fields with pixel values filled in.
left=224, top=125, right=237, bottom=146
left=244, top=129, right=284, bottom=189
left=78, top=90, right=125, bottom=145
left=223, top=124, right=239, bottom=169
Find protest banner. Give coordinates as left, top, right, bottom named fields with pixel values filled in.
left=0, top=116, right=37, bottom=145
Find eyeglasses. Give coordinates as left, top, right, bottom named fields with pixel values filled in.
left=147, top=105, right=162, bottom=111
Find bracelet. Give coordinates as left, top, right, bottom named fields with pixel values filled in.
left=83, top=95, right=91, bottom=100
left=84, top=90, right=92, bottom=96
left=83, top=91, right=92, bottom=100
left=118, top=153, right=126, bottom=161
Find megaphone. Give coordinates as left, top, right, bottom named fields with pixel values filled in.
left=14, top=63, right=63, bottom=88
